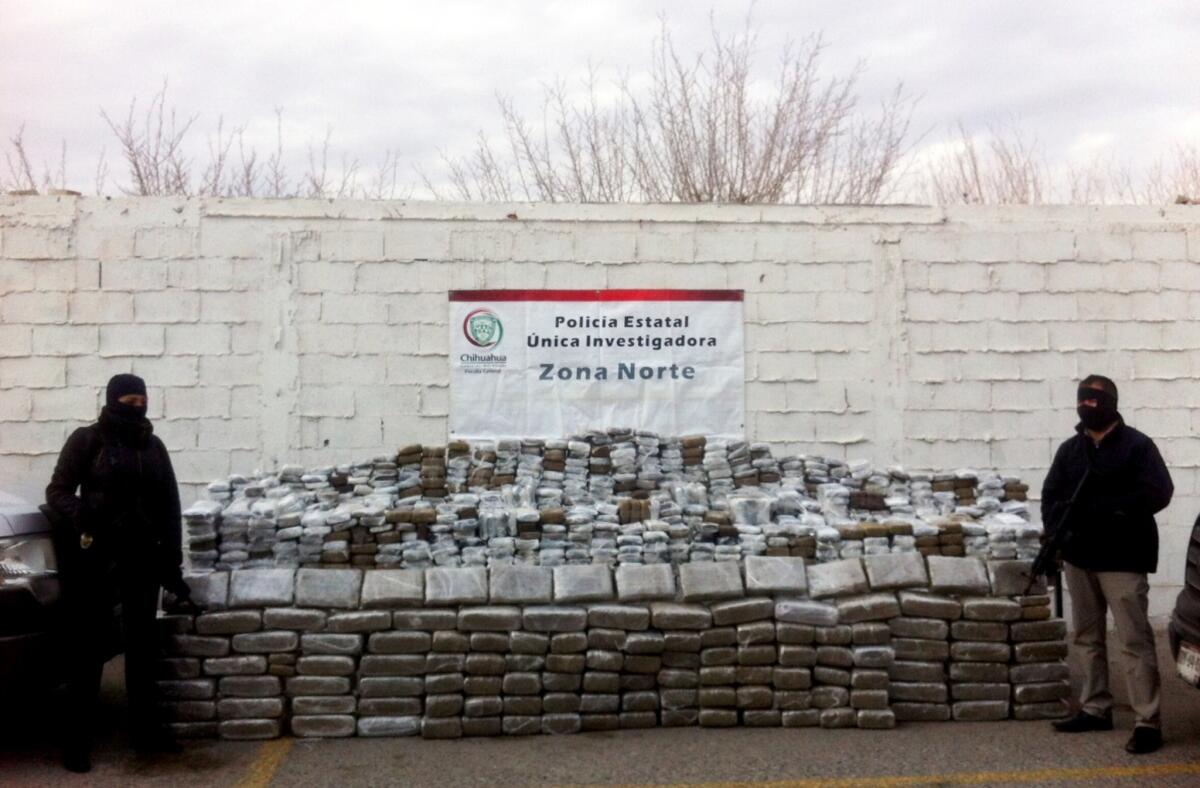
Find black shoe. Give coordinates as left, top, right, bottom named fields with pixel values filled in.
left=1125, top=726, right=1163, bottom=754
left=1052, top=710, right=1113, bottom=732
left=63, top=749, right=92, bottom=773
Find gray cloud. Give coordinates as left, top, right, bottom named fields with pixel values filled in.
left=3, top=0, right=1197, bottom=197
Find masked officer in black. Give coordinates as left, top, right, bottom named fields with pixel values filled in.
left=1043, top=374, right=1173, bottom=754
left=45, top=373, right=194, bottom=772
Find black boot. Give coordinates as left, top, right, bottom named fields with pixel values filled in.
left=1125, top=726, right=1163, bottom=754
left=1052, top=710, right=1113, bottom=732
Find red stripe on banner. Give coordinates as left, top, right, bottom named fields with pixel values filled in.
left=448, top=289, right=744, bottom=302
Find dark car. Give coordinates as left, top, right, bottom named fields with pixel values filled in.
left=0, top=491, right=66, bottom=692
left=1169, top=513, right=1200, bottom=686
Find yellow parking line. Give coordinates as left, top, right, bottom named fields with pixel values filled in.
left=237, top=737, right=293, bottom=788
left=598, top=761, right=1200, bottom=787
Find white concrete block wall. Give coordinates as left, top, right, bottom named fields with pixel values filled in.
left=2, top=196, right=1198, bottom=614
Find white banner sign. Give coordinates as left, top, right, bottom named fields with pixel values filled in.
left=449, top=289, right=745, bottom=439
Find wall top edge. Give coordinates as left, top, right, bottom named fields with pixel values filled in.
left=4, top=195, right=1200, bottom=227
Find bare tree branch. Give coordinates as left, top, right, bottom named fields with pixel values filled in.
left=439, top=14, right=915, bottom=204
left=921, top=121, right=1049, bottom=205
left=3, top=125, right=38, bottom=192
left=100, top=80, right=196, bottom=195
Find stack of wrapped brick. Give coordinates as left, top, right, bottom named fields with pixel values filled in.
left=157, top=554, right=1070, bottom=740
left=186, top=435, right=1037, bottom=571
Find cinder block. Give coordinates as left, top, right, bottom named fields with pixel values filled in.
left=200, top=292, right=260, bottom=323
left=449, top=229, right=514, bottom=262
left=132, top=356, right=199, bottom=387
left=133, top=226, right=197, bottom=258
left=199, top=222, right=266, bottom=259
left=575, top=228, right=635, bottom=263
left=133, top=291, right=200, bottom=323
left=30, top=325, right=98, bottom=357
left=164, top=386, right=231, bottom=419
left=30, top=387, right=99, bottom=421
left=314, top=229, right=384, bottom=262
left=382, top=223, right=451, bottom=260
left=0, top=357, right=66, bottom=388
left=3, top=226, right=72, bottom=259
left=163, top=324, right=230, bottom=355
left=322, top=293, right=388, bottom=324
left=98, top=324, right=165, bottom=357
left=2, top=291, right=69, bottom=324
left=0, top=325, right=32, bottom=358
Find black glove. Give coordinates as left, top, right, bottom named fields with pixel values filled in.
left=163, top=583, right=199, bottom=615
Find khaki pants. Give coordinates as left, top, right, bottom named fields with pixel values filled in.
left=1063, top=562, right=1161, bottom=729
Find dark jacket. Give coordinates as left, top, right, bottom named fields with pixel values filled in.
left=45, top=411, right=184, bottom=591
left=1041, top=416, right=1173, bottom=574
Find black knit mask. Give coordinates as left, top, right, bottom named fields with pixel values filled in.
left=105, top=373, right=148, bottom=422
left=1077, top=386, right=1117, bottom=431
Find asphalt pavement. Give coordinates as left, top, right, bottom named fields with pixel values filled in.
left=2, top=629, right=1198, bottom=787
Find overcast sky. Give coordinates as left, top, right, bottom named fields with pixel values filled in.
left=3, top=0, right=1198, bottom=199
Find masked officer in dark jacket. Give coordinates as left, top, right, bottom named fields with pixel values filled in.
left=1042, top=374, right=1173, bottom=754
left=45, top=373, right=194, bottom=772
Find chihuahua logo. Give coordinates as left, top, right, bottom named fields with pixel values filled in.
left=463, top=308, right=503, bottom=348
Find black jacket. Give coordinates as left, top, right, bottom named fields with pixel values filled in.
left=1041, top=416, right=1173, bottom=574
left=45, top=410, right=184, bottom=591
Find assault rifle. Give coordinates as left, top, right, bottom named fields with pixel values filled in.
left=1026, top=466, right=1091, bottom=617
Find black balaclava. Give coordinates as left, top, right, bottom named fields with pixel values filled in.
left=105, top=373, right=149, bottom=423
left=1077, top=385, right=1118, bottom=432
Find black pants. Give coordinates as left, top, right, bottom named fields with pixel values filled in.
left=63, top=564, right=162, bottom=752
